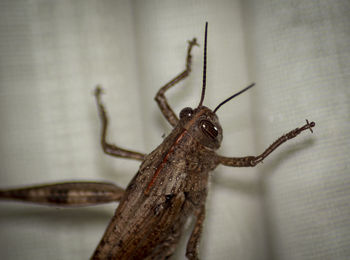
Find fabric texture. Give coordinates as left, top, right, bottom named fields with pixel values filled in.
left=0, top=1, right=349, bottom=259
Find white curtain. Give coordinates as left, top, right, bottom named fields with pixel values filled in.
left=0, top=1, right=349, bottom=259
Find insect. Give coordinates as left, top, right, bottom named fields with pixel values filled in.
left=0, top=23, right=315, bottom=259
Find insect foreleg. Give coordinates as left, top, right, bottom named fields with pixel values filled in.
left=186, top=205, right=205, bottom=260
left=95, top=86, right=146, bottom=161
left=217, top=120, right=315, bottom=167
left=0, top=182, right=124, bottom=207
left=154, top=38, right=199, bottom=127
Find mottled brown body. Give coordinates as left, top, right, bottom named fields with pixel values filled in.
left=0, top=23, right=315, bottom=259
left=92, top=108, right=218, bottom=259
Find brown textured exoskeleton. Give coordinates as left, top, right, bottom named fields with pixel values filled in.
left=0, top=23, right=315, bottom=259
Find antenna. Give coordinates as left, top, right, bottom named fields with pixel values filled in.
left=213, top=83, right=255, bottom=113
left=198, top=22, right=208, bottom=107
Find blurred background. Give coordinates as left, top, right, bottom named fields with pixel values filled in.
left=0, top=1, right=349, bottom=259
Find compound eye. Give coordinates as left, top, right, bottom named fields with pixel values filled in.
left=179, top=107, right=193, bottom=119
left=200, top=120, right=218, bottom=139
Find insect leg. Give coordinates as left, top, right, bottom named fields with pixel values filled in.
left=161, top=229, right=182, bottom=259
left=95, top=86, right=146, bottom=161
left=147, top=227, right=182, bottom=260
left=0, top=182, right=124, bottom=207
left=186, top=205, right=205, bottom=260
left=217, top=120, right=315, bottom=167
left=154, top=38, right=199, bottom=127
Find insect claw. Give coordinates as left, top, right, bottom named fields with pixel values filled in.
left=189, top=38, right=199, bottom=47
left=95, top=85, right=105, bottom=97
left=305, top=119, right=315, bottom=133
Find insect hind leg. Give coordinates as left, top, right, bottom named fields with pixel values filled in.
left=0, top=182, right=124, bottom=207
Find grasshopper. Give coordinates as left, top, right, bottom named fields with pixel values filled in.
left=0, top=23, right=315, bottom=259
